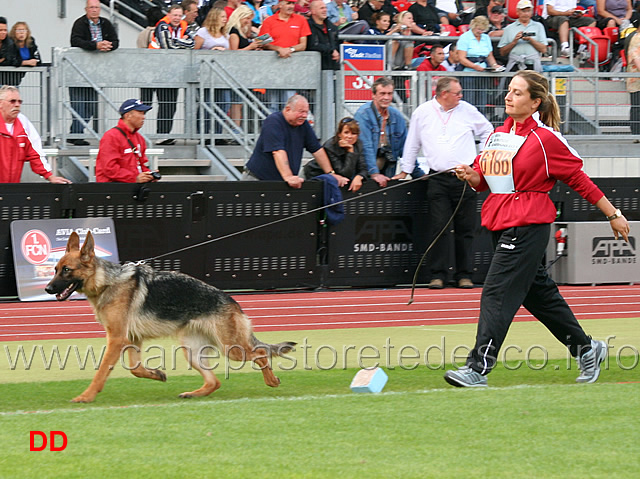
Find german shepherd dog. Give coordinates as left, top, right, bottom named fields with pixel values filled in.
left=45, top=231, right=296, bottom=403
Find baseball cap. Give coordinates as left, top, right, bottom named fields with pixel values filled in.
left=119, top=99, right=152, bottom=115
left=517, top=0, right=533, bottom=9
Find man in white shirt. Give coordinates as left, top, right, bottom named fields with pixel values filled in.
left=393, top=77, right=493, bottom=289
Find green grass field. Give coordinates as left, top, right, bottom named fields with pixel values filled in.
left=2, top=319, right=639, bottom=478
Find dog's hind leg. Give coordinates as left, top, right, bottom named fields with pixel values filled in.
left=126, top=341, right=167, bottom=382
left=224, top=340, right=280, bottom=388
left=247, top=346, right=281, bottom=388
left=177, top=333, right=221, bottom=398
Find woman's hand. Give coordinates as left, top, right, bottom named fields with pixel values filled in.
left=332, top=173, right=350, bottom=187
left=349, top=175, right=363, bottom=192
left=454, top=164, right=481, bottom=188
left=610, top=216, right=630, bottom=242
left=338, top=138, right=355, bottom=152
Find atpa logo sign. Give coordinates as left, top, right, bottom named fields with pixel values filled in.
left=21, top=229, right=51, bottom=265
left=353, top=217, right=414, bottom=253
left=591, top=236, right=636, bottom=264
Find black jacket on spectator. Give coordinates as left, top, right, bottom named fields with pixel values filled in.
left=303, top=137, right=368, bottom=180
left=307, top=17, right=340, bottom=71
left=70, top=15, right=120, bottom=51
left=14, top=38, right=42, bottom=65
left=0, top=36, right=21, bottom=86
left=0, top=36, right=20, bottom=67
left=408, top=2, right=442, bottom=32
left=359, top=1, right=397, bottom=27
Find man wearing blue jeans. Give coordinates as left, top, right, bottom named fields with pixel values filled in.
left=354, top=77, right=424, bottom=188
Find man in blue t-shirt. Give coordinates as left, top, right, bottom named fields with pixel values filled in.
left=244, top=95, right=348, bottom=188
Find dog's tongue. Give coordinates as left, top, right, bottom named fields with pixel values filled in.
left=57, top=283, right=76, bottom=301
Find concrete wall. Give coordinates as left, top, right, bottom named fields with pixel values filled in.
left=2, top=0, right=142, bottom=64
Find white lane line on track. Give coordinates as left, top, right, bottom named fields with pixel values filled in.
left=1, top=382, right=634, bottom=417
left=0, top=299, right=637, bottom=322
left=3, top=310, right=638, bottom=338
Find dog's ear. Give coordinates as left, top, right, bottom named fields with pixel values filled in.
left=66, top=232, right=80, bottom=252
left=80, top=231, right=95, bottom=263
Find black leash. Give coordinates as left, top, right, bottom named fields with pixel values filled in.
left=134, top=169, right=459, bottom=264
left=407, top=181, right=467, bottom=305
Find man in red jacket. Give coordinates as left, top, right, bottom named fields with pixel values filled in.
left=96, top=99, right=160, bottom=183
left=0, top=86, right=70, bottom=184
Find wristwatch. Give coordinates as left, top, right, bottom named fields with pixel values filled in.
left=289, top=47, right=295, bottom=53
left=606, top=208, right=622, bottom=221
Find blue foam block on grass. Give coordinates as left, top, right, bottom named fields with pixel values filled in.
left=350, top=367, right=388, bottom=393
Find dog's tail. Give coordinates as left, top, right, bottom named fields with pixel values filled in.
left=251, top=334, right=296, bottom=357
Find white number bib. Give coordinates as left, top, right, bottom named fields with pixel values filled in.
left=478, top=132, right=526, bottom=194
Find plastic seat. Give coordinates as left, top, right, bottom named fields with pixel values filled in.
left=413, top=43, right=432, bottom=58
left=506, top=0, right=519, bottom=20
left=575, top=26, right=603, bottom=45
left=603, top=26, right=619, bottom=45
left=587, top=36, right=611, bottom=66
left=439, top=24, right=458, bottom=37
left=458, top=24, right=470, bottom=33
left=392, top=0, right=411, bottom=12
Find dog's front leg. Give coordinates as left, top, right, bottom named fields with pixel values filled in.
left=71, top=334, right=127, bottom=403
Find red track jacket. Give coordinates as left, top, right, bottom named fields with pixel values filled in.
left=95, top=119, right=149, bottom=183
left=0, top=114, right=52, bottom=183
left=473, top=113, right=604, bottom=231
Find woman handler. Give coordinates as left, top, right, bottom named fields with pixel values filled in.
left=445, top=70, right=630, bottom=387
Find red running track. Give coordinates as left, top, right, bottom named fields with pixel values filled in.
left=1, top=285, right=639, bottom=342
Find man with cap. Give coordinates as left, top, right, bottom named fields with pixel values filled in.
left=473, top=0, right=506, bottom=18
left=96, top=99, right=159, bottom=183
left=498, top=0, right=548, bottom=72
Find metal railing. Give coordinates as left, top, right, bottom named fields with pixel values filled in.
left=2, top=47, right=639, bottom=179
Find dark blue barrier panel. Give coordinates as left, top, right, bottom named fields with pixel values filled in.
left=71, top=183, right=210, bottom=280
left=202, top=182, right=323, bottom=290
left=1, top=178, right=634, bottom=298
left=322, top=182, right=492, bottom=288
left=323, top=180, right=431, bottom=288
left=551, top=178, right=640, bottom=222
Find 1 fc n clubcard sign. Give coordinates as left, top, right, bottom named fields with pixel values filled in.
left=10, top=218, right=119, bottom=301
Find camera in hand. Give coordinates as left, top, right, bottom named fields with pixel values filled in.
left=521, top=32, right=535, bottom=37
left=376, top=144, right=395, bottom=170
left=151, top=171, right=162, bottom=180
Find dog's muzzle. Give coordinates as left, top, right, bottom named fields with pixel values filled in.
left=45, top=280, right=81, bottom=301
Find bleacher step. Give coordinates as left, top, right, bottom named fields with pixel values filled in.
left=161, top=175, right=226, bottom=182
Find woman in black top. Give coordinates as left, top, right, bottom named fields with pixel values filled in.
left=303, top=118, right=368, bottom=191
left=228, top=5, right=262, bottom=50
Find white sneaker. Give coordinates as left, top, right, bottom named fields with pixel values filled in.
left=576, top=339, right=607, bottom=383
left=444, top=366, right=488, bottom=387
left=560, top=47, right=571, bottom=58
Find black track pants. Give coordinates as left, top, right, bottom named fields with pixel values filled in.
left=467, top=223, right=591, bottom=374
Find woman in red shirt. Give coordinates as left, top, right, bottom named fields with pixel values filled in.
left=445, top=70, right=630, bottom=388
